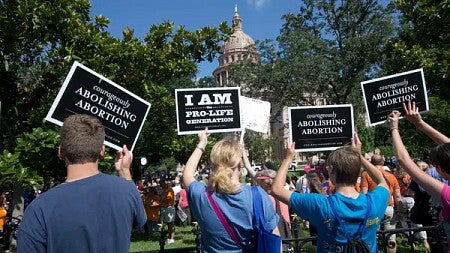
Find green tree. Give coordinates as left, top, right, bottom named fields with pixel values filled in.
left=232, top=0, right=394, bottom=107
left=0, top=0, right=230, bottom=188
left=383, top=0, right=449, bottom=99
left=243, top=131, right=280, bottom=164
left=230, top=0, right=395, bottom=155
left=375, top=0, right=450, bottom=156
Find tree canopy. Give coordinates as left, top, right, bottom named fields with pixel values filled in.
left=0, top=0, right=230, bottom=188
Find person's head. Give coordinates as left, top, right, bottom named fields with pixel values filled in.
left=291, top=175, right=298, bottom=184
left=370, top=154, right=384, bottom=166
left=255, top=169, right=277, bottom=188
left=430, top=143, right=450, bottom=178
left=415, top=161, right=429, bottom=171
left=263, top=161, right=275, bottom=171
left=208, top=138, right=243, bottom=194
left=59, top=114, right=105, bottom=165
left=306, top=171, right=323, bottom=194
left=326, top=146, right=361, bottom=186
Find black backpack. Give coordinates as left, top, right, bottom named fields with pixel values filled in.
left=327, top=196, right=372, bottom=253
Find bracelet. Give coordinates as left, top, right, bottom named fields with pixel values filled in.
left=390, top=128, right=398, bottom=131
left=196, top=146, right=205, bottom=152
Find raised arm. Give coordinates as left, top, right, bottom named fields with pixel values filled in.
left=115, top=145, right=133, bottom=181
left=241, top=145, right=257, bottom=180
left=183, top=128, right=209, bottom=188
left=271, top=141, right=295, bottom=206
left=352, top=134, right=388, bottom=190
left=403, top=101, right=450, bottom=144
left=388, top=110, right=443, bottom=200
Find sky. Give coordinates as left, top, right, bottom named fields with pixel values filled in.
left=89, top=0, right=301, bottom=78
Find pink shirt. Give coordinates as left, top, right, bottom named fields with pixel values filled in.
left=440, top=184, right=450, bottom=250
left=179, top=189, right=189, bottom=208
left=269, top=195, right=290, bottom=229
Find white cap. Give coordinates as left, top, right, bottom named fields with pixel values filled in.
left=382, top=166, right=391, bottom=172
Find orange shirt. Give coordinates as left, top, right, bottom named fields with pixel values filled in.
left=143, top=191, right=160, bottom=222
left=160, top=186, right=175, bottom=207
left=361, top=169, right=400, bottom=206
left=0, top=207, right=7, bottom=230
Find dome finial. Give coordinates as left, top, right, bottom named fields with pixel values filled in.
left=232, top=4, right=242, bottom=31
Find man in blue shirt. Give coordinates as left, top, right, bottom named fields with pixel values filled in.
left=17, top=114, right=146, bottom=253
left=272, top=135, right=389, bottom=252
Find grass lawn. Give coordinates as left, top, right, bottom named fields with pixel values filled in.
left=129, top=223, right=433, bottom=252
left=129, top=224, right=198, bottom=252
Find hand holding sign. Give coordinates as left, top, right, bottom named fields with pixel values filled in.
left=387, top=110, right=401, bottom=131
left=115, top=145, right=133, bottom=180
left=197, top=128, right=209, bottom=150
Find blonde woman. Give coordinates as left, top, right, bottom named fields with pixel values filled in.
left=183, top=129, right=280, bottom=252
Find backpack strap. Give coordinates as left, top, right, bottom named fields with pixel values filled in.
left=327, top=195, right=372, bottom=240
left=206, top=187, right=244, bottom=249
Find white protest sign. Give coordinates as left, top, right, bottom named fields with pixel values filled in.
left=240, top=96, right=271, bottom=134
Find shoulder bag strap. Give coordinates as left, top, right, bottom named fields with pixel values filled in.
left=206, top=187, right=243, bottom=249
left=251, top=186, right=265, bottom=229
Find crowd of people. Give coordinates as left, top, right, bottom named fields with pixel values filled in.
left=137, top=172, right=193, bottom=244
left=0, top=100, right=448, bottom=253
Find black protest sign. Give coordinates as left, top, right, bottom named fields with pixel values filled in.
left=361, top=68, right=428, bottom=126
left=45, top=61, right=151, bottom=151
left=175, top=87, right=241, bottom=135
left=289, top=105, right=354, bottom=152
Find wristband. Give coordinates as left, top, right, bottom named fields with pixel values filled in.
left=196, top=146, right=205, bottom=152
left=390, top=128, right=398, bottom=131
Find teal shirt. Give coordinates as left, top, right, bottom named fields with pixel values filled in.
left=290, top=186, right=389, bottom=252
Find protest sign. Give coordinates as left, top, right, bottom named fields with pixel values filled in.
left=361, top=68, right=428, bottom=126
left=240, top=96, right=271, bottom=134
left=289, top=104, right=354, bottom=152
left=175, top=87, right=241, bottom=135
left=45, top=61, right=151, bottom=151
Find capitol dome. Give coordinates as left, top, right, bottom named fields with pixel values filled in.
left=221, top=10, right=255, bottom=54
left=213, top=6, right=258, bottom=86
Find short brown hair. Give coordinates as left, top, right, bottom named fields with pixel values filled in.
left=430, top=143, right=450, bottom=174
left=371, top=154, right=384, bottom=166
left=60, top=114, right=105, bottom=164
left=327, top=146, right=361, bottom=185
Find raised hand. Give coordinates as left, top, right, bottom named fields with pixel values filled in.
left=388, top=110, right=401, bottom=131
left=197, top=128, right=209, bottom=149
left=402, top=101, right=423, bottom=126
left=284, top=140, right=296, bottom=159
left=115, top=145, right=133, bottom=180
left=351, top=132, right=362, bottom=156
